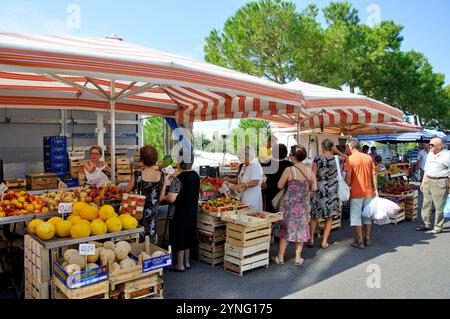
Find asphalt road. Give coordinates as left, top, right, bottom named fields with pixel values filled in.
left=164, top=214, right=450, bottom=299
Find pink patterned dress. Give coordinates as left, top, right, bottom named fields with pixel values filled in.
left=275, top=178, right=311, bottom=243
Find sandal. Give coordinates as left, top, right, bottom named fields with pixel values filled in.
left=270, top=256, right=284, bottom=265
left=364, top=239, right=373, bottom=247
left=351, top=240, right=365, bottom=249
left=321, top=243, right=330, bottom=249
left=306, top=240, right=314, bottom=248
left=294, top=258, right=304, bottom=267
left=416, top=225, right=432, bottom=231
left=431, top=229, right=442, bottom=234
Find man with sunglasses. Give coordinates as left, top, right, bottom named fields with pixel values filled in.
left=416, top=138, right=450, bottom=234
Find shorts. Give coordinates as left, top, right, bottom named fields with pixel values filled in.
left=350, top=197, right=373, bottom=226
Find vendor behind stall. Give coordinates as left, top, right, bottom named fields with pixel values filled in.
left=83, top=146, right=111, bottom=187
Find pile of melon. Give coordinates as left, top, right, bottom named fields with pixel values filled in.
left=28, top=202, right=138, bottom=241
left=60, top=240, right=136, bottom=275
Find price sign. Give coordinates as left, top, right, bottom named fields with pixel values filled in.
left=58, top=202, right=72, bottom=215
left=79, top=244, right=96, bottom=256
left=0, top=183, right=8, bottom=194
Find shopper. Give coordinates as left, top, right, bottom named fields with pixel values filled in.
left=370, top=146, right=378, bottom=161
left=226, top=146, right=264, bottom=210
left=416, top=138, right=450, bottom=234
left=417, top=144, right=430, bottom=181
left=83, top=145, right=111, bottom=187
left=125, top=145, right=164, bottom=244
left=375, top=155, right=388, bottom=175
left=362, top=145, right=370, bottom=154
left=262, top=144, right=293, bottom=213
left=345, top=138, right=378, bottom=249
left=272, top=145, right=317, bottom=266
left=309, top=139, right=344, bottom=249
left=162, top=149, right=200, bottom=272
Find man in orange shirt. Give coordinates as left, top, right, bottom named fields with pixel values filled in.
left=345, top=138, right=379, bottom=249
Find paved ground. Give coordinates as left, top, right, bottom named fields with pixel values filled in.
left=164, top=217, right=450, bottom=299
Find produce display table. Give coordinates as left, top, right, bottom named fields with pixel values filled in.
left=25, top=228, right=144, bottom=299
left=0, top=211, right=57, bottom=226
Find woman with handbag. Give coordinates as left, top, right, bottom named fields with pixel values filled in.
left=125, top=145, right=165, bottom=244
left=309, top=139, right=346, bottom=249
left=272, top=145, right=317, bottom=266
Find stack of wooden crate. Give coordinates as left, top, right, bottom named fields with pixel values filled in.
left=25, top=173, right=58, bottom=190
left=197, top=212, right=226, bottom=266
left=405, top=191, right=419, bottom=221
left=223, top=222, right=271, bottom=276
left=24, top=235, right=50, bottom=299
left=380, top=191, right=412, bottom=225
left=115, top=157, right=132, bottom=183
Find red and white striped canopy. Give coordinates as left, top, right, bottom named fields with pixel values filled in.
left=0, top=33, right=304, bottom=123
left=263, top=80, right=404, bottom=127
left=272, top=121, right=420, bottom=136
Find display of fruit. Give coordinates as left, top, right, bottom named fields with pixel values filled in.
left=379, top=179, right=415, bottom=195
left=200, top=197, right=246, bottom=213
left=99, top=205, right=117, bottom=221
left=200, top=177, right=225, bottom=194
left=0, top=191, right=51, bottom=217
left=28, top=203, right=138, bottom=241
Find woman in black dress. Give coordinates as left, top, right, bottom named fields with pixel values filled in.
left=161, top=149, right=200, bottom=272
left=125, top=145, right=164, bottom=244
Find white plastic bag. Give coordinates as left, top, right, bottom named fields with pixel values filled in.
left=444, top=195, right=450, bottom=219
left=363, top=197, right=400, bottom=221
left=335, top=156, right=350, bottom=202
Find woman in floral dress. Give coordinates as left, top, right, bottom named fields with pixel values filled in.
left=273, top=145, right=317, bottom=266
left=309, top=139, right=346, bottom=249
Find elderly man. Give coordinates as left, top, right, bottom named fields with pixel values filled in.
left=345, top=138, right=378, bottom=249
left=416, top=138, right=450, bottom=234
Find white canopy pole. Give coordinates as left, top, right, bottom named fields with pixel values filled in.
left=110, top=80, right=116, bottom=185
left=296, top=112, right=301, bottom=144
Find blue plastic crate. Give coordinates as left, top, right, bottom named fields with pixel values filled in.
left=60, top=177, right=79, bottom=187
left=44, top=136, right=67, bottom=153
left=44, top=150, right=67, bottom=159
left=44, top=160, right=68, bottom=170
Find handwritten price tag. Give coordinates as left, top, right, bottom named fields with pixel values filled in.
left=79, top=244, right=96, bottom=256
left=0, top=183, right=8, bottom=194
left=58, top=203, right=72, bottom=215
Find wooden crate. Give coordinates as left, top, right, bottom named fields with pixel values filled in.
left=54, top=277, right=109, bottom=299
left=116, top=174, right=131, bottom=183
left=224, top=245, right=269, bottom=277
left=69, top=160, right=84, bottom=177
left=225, top=222, right=271, bottom=248
left=25, top=173, right=58, bottom=190
left=123, top=273, right=160, bottom=299
left=78, top=172, right=86, bottom=185
left=24, top=235, right=51, bottom=283
left=5, top=179, right=26, bottom=191
left=405, top=208, right=418, bottom=221
left=198, top=242, right=225, bottom=266
left=314, top=217, right=341, bottom=237
left=198, top=212, right=227, bottom=230
left=390, top=210, right=406, bottom=225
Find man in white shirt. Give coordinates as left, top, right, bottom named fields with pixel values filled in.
left=416, top=138, right=450, bottom=234
left=416, top=144, right=430, bottom=181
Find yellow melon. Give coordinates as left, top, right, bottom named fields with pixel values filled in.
left=67, top=215, right=82, bottom=225
left=70, top=222, right=91, bottom=239
left=36, top=222, right=56, bottom=241
left=87, top=248, right=101, bottom=263
left=105, top=217, right=123, bottom=233
left=55, top=220, right=72, bottom=238
left=47, top=216, right=64, bottom=228
left=72, top=202, right=88, bottom=216
left=90, top=219, right=107, bottom=236
left=80, top=204, right=99, bottom=221
left=28, top=219, right=44, bottom=235
left=99, top=205, right=117, bottom=221
left=120, top=215, right=138, bottom=230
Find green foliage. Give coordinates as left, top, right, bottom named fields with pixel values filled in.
left=143, top=117, right=164, bottom=160
left=193, top=132, right=212, bottom=151
left=204, top=0, right=450, bottom=129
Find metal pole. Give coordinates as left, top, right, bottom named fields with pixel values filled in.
left=296, top=112, right=301, bottom=144
left=96, top=112, right=105, bottom=161
left=110, top=80, right=116, bottom=185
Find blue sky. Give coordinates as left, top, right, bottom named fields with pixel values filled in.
left=0, top=0, right=449, bottom=133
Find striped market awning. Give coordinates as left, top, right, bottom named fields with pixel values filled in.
left=0, top=33, right=305, bottom=123
left=264, top=80, right=405, bottom=127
